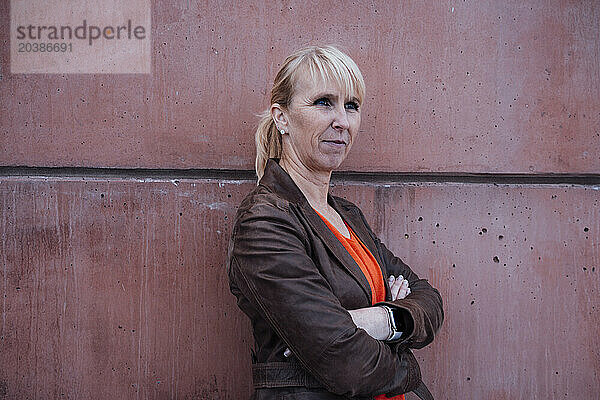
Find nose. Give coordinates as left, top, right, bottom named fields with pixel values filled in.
left=331, top=104, right=350, bottom=131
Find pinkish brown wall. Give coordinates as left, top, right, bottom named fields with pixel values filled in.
left=1, top=1, right=599, bottom=399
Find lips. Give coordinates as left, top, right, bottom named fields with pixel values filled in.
left=321, top=139, right=347, bottom=153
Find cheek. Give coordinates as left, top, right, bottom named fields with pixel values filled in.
left=352, top=112, right=362, bottom=127
left=290, top=111, right=317, bottom=137
left=293, top=112, right=327, bottom=139
left=348, top=115, right=361, bottom=142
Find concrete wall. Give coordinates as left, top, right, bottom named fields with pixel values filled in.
left=1, top=1, right=598, bottom=399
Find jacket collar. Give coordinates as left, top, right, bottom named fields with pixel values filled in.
left=259, top=158, right=384, bottom=304
left=259, top=158, right=308, bottom=205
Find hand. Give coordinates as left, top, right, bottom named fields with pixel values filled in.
left=388, top=275, right=410, bottom=301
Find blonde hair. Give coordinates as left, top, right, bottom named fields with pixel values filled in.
left=254, top=45, right=366, bottom=181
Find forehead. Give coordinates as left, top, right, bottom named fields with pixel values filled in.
left=293, top=66, right=359, bottom=101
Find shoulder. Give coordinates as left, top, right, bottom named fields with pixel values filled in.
left=231, top=184, right=304, bottom=241
left=227, top=184, right=309, bottom=267
left=235, top=183, right=292, bottom=221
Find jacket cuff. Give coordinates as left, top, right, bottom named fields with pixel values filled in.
left=374, top=301, right=415, bottom=346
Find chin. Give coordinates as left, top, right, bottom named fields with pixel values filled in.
left=317, top=155, right=346, bottom=172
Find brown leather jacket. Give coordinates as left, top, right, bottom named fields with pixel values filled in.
left=227, top=159, right=443, bottom=399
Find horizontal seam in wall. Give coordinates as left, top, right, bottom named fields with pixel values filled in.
left=0, top=166, right=599, bottom=185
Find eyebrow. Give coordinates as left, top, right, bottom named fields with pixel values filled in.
left=312, top=92, right=360, bottom=103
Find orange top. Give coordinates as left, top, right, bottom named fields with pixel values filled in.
left=314, top=209, right=404, bottom=400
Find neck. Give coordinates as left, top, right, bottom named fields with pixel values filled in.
left=279, top=156, right=331, bottom=210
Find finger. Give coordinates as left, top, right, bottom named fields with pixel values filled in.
left=390, top=277, right=403, bottom=300
left=391, top=276, right=403, bottom=290
left=390, top=280, right=399, bottom=299
left=396, top=279, right=412, bottom=299
left=397, top=286, right=411, bottom=300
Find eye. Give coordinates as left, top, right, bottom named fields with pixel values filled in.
left=345, top=101, right=360, bottom=111
left=314, top=97, right=332, bottom=107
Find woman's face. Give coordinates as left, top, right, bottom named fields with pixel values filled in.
left=279, top=72, right=362, bottom=174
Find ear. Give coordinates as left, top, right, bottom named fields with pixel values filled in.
left=270, top=103, right=288, bottom=133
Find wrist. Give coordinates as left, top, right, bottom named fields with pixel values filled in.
left=380, top=305, right=404, bottom=341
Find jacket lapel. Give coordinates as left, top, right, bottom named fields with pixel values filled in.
left=329, top=196, right=391, bottom=302
left=329, top=196, right=387, bottom=279
left=299, top=201, right=373, bottom=304
left=259, top=159, right=373, bottom=304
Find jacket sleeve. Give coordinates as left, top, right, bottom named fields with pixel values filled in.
left=352, top=205, right=444, bottom=350
left=228, top=201, right=421, bottom=397
left=374, top=239, right=444, bottom=350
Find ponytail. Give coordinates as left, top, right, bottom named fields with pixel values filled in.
left=255, top=111, right=282, bottom=182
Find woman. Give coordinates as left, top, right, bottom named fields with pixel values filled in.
left=227, top=45, right=443, bottom=399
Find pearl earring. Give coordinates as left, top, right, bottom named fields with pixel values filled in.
left=280, top=129, right=285, bottom=135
